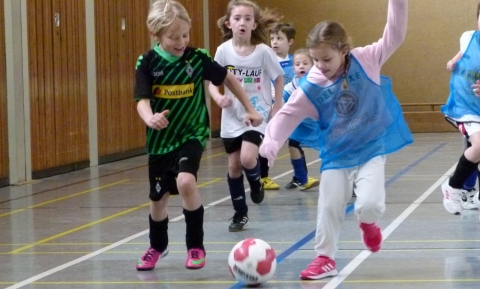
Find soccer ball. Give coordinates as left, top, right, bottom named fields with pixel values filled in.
left=228, top=238, right=277, bottom=286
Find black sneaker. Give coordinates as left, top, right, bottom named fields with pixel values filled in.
left=285, top=177, right=302, bottom=189
left=250, top=181, right=265, bottom=204
left=229, top=212, right=249, bottom=232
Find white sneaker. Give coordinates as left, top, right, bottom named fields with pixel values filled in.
left=461, top=188, right=478, bottom=210
left=441, top=179, right=462, bottom=215
left=473, top=191, right=480, bottom=210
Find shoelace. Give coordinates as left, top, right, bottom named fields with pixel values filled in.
left=142, top=248, right=157, bottom=262
left=190, top=250, right=199, bottom=259
left=230, top=214, right=246, bottom=224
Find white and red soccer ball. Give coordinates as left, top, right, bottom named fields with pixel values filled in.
left=228, top=238, right=277, bottom=286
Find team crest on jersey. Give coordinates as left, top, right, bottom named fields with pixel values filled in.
left=152, top=83, right=194, bottom=99
left=185, top=60, right=194, bottom=78
left=335, top=90, right=358, bottom=117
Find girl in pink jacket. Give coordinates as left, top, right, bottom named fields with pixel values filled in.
left=260, top=0, right=412, bottom=280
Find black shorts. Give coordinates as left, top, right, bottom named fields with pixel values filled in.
left=222, top=130, right=264, bottom=154
left=148, top=139, right=203, bottom=201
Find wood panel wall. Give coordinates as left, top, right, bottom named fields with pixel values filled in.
left=94, top=0, right=150, bottom=161
left=254, top=0, right=476, bottom=107
left=28, top=0, right=89, bottom=175
left=208, top=0, right=230, bottom=136
left=177, top=0, right=204, bottom=48
left=0, top=0, right=8, bottom=182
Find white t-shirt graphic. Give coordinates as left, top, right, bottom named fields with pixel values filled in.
left=214, top=40, right=283, bottom=138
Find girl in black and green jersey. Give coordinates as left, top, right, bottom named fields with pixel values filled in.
left=134, top=0, right=262, bottom=272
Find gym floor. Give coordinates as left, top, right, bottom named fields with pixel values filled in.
left=1, top=132, right=479, bottom=289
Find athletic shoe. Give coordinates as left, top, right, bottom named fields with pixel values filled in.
left=229, top=212, right=249, bottom=232
left=185, top=248, right=205, bottom=269
left=300, top=177, right=320, bottom=191
left=442, top=178, right=463, bottom=215
left=359, top=222, right=382, bottom=252
left=461, top=188, right=478, bottom=210
left=299, top=256, right=338, bottom=280
left=285, top=177, right=302, bottom=189
left=473, top=191, right=480, bottom=210
left=136, top=246, right=169, bottom=271
left=261, top=177, right=280, bottom=190
left=285, top=177, right=319, bottom=190
left=250, top=182, right=265, bottom=204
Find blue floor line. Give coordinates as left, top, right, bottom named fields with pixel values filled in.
left=230, top=143, right=446, bottom=288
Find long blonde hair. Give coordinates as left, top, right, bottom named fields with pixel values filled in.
left=147, top=0, right=191, bottom=36
left=217, top=0, right=281, bottom=45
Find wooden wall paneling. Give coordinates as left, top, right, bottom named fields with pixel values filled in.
left=176, top=0, right=203, bottom=48
left=76, top=0, right=89, bottom=161
left=208, top=0, right=229, bottom=136
left=129, top=0, right=150, bottom=150
left=28, top=0, right=88, bottom=175
left=0, top=0, right=8, bottom=182
left=95, top=0, right=150, bottom=162
left=118, top=0, right=127, bottom=154
left=95, top=0, right=106, bottom=156
left=53, top=0, right=65, bottom=165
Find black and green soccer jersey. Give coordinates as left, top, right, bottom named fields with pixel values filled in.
left=135, top=45, right=227, bottom=155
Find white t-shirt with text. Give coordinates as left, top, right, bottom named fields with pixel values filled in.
left=214, top=40, right=283, bottom=138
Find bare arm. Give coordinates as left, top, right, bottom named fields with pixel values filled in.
left=210, top=71, right=263, bottom=126
left=137, top=99, right=169, bottom=130
left=270, top=75, right=284, bottom=119
left=446, top=51, right=462, bottom=72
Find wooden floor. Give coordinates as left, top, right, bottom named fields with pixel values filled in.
left=1, top=132, right=480, bottom=289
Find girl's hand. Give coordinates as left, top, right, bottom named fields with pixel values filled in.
left=259, top=141, right=279, bottom=167
left=472, top=80, right=480, bottom=97
left=146, top=110, right=169, bottom=130
left=244, top=111, right=263, bottom=127
left=446, top=59, right=456, bottom=72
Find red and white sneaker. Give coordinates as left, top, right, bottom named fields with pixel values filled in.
left=300, top=256, right=338, bottom=280
left=136, top=246, right=169, bottom=271
left=185, top=248, right=206, bottom=269
left=359, top=222, right=382, bottom=252
left=442, top=178, right=463, bottom=215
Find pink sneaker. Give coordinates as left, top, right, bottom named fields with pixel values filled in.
left=136, top=247, right=168, bottom=271
left=185, top=248, right=206, bottom=269
left=300, top=256, right=338, bottom=280
left=360, top=222, right=382, bottom=252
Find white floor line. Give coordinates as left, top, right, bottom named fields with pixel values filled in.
left=6, top=159, right=321, bottom=288
left=322, top=164, right=456, bottom=289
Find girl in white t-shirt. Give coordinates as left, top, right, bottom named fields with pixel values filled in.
left=208, top=0, right=284, bottom=232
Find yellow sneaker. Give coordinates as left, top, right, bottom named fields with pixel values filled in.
left=300, top=177, right=320, bottom=191
left=261, top=177, right=280, bottom=190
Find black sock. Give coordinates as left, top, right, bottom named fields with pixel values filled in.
left=183, top=206, right=204, bottom=251
left=259, top=156, right=269, bottom=179
left=450, top=154, right=478, bottom=189
left=243, top=161, right=261, bottom=193
left=149, top=214, right=168, bottom=252
left=227, top=174, right=248, bottom=215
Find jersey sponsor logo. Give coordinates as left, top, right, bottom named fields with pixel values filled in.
left=225, top=65, right=262, bottom=77
left=152, top=83, right=194, bottom=99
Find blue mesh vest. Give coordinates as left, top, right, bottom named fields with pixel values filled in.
left=442, top=31, right=480, bottom=119
left=298, top=54, right=413, bottom=171
left=280, top=54, right=294, bottom=85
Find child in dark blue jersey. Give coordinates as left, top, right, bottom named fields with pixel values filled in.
left=134, top=0, right=262, bottom=271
